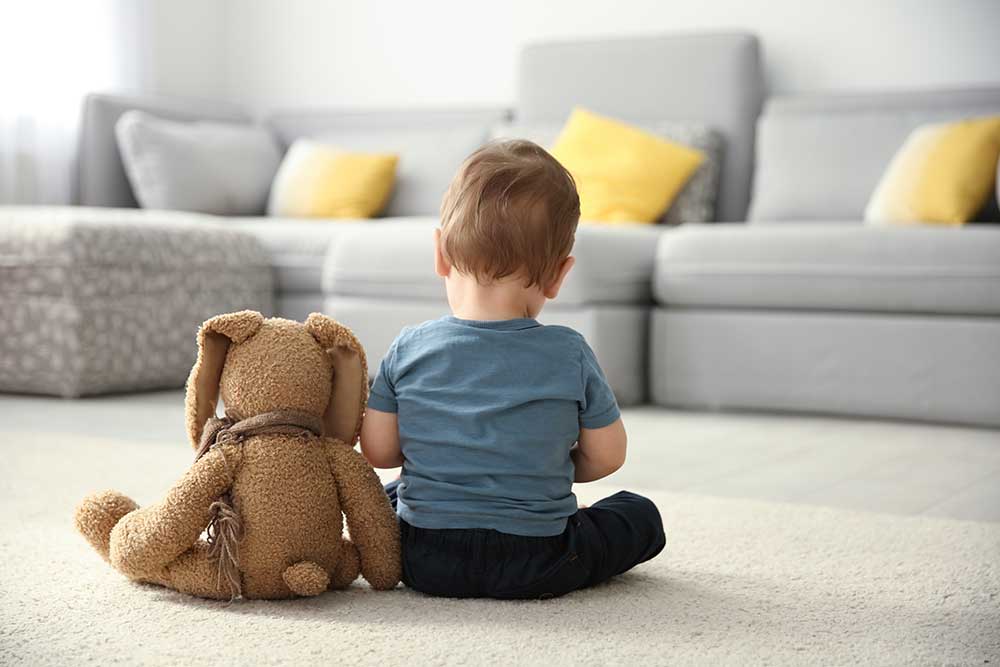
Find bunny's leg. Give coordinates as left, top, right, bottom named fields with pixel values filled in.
left=108, top=444, right=240, bottom=582
left=162, top=541, right=232, bottom=600
left=327, top=539, right=361, bottom=589
left=75, top=490, right=139, bottom=563
left=76, top=499, right=230, bottom=599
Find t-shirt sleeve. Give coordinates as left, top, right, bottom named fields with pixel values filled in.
left=367, top=338, right=400, bottom=413
left=579, top=339, right=621, bottom=429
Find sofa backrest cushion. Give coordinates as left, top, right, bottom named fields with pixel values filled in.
left=265, top=108, right=509, bottom=217
left=76, top=93, right=250, bottom=208
left=516, top=32, right=763, bottom=222
left=749, top=87, right=1000, bottom=223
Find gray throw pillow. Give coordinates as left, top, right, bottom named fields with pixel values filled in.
left=490, top=121, right=723, bottom=223
left=115, top=111, right=282, bottom=215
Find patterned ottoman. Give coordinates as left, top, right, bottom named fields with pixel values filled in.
left=0, top=207, right=273, bottom=397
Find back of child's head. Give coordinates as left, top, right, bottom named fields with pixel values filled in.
left=439, top=140, right=580, bottom=288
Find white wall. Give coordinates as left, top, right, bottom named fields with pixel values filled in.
left=221, top=0, right=1000, bottom=113
left=122, top=0, right=229, bottom=102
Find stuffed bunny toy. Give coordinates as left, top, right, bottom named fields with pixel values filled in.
left=74, top=311, right=401, bottom=600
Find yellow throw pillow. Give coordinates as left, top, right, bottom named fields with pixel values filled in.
left=865, top=116, right=1000, bottom=226
left=267, top=140, right=398, bottom=218
left=550, top=108, right=705, bottom=223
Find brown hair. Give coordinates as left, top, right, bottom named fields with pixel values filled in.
left=439, top=139, right=580, bottom=287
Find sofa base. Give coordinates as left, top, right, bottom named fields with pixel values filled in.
left=323, top=297, right=649, bottom=405
left=1, top=290, right=272, bottom=398
left=650, top=308, right=1000, bottom=427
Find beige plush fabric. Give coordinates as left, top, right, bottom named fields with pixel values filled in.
left=4, top=426, right=998, bottom=665
left=73, top=312, right=399, bottom=600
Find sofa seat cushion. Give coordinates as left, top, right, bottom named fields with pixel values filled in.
left=323, top=219, right=664, bottom=306
left=654, top=224, right=1000, bottom=315
left=0, top=206, right=272, bottom=397
left=229, top=218, right=374, bottom=293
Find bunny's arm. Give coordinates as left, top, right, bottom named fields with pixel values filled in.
left=109, top=443, right=241, bottom=581
left=325, top=440, right=401, bottom=590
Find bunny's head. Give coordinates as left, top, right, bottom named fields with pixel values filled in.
left=184, top=311, right=368, bottom=449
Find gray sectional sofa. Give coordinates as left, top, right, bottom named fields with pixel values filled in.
left=653, top=89, right=1000, bottom=427
left=3, top=31, right=998, bottom=427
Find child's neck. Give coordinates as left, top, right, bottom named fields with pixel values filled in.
left=445, top=273, right=541, bottom=321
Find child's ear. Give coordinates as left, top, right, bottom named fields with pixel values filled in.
left=543, top=256, right=575, bottom=299
left=433, top=228, right=451, bottom=278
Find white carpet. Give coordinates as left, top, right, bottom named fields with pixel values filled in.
left=1, top=430, right=998, bottom=665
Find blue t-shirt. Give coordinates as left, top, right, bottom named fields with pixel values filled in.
left=368, top=315, right=620, bottom=537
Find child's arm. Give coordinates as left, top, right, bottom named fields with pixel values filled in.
left=574, top=338, right=625, bottom=483
left=362, top=333, right=404, bottom=469
left=572, top=417, right=627, bottom=483
left=360, top=408, right=403, bottom=468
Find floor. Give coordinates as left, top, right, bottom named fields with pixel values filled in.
left=2, top=391, right=998, bottom=664
left=2, top=390, right=998, bottom=522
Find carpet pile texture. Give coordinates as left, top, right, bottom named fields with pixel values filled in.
left=1, top=431, right=998, bottom=665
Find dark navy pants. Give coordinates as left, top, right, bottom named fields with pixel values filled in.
left=384, top=480, right=666, bottom=599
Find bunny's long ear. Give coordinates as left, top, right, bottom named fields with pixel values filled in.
left=305, top=312, right=369, bottom=445
left=184, top=310, right=264, bottom=449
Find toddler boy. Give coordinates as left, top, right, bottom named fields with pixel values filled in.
left=360, top=140, right=665, bottom=599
